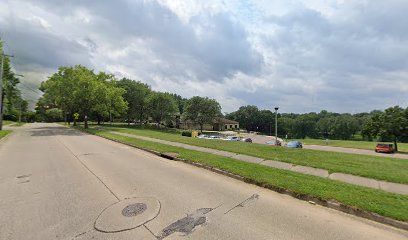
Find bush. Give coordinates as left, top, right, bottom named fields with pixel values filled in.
left=181, top=130, right=192, bottom=137
left=45, top=108, right=64, bottom=122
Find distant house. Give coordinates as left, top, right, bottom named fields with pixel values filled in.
left=180, top=117, right=239, bottom=131
left=213, top=117, right=240, bottom=131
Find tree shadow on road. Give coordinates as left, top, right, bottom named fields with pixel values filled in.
left=29, top=127, right=86, bottom=137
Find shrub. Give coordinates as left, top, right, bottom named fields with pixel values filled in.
left=181, top=130, right=192, bottom=137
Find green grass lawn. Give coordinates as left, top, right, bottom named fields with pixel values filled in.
left=3, top=120, right=14, bottom=126
left=77, top=127, right=408, bottom=222
left=3, top=120, right=25, bottom=127
left=0, top=130, right=12, bottom=139
left=90, top=125, right=408, bottom=184
left=299, top=138, right=408, bottom=152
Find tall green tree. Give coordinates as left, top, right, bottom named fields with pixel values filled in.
left=183, top=96, right=222, bottom=133
left=226, top=105, right=260, bottom=131
left=362, top=106, right=408, bottom=151
left=40, top=66, right=78, bottom=123
left=146, top=92, right=178, bottom=128
left=116, top=78, right=151, bottom=125
left=0, top=48, right=27, bottom=122
left=290, top=113, right=319, bottom=139
left=40, top=65, right=127, bottom=128
left=171, top=93, right=188, bottom=115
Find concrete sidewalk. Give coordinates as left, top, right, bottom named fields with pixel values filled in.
left=110, top=131, right=408, bottom=195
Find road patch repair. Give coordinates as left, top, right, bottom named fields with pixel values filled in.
left=158, top=208, right=214, bottom=239
left=94, top=197, right=160, bottom=233
left=109, top=131, right=408, bottom=195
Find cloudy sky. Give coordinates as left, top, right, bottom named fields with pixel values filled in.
left=1, top=0, right=407, bottom=113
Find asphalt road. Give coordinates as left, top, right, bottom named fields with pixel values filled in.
left=0, top=123, right=406, bottom=240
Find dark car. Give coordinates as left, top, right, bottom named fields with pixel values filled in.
left=375, top=144, right=395, bottom=153
left=241, top=138, right=252, bottom=143
left=286, top=141, right=303, bottom=148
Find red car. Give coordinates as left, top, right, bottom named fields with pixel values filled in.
left=375, top=144, right=395, bottom=153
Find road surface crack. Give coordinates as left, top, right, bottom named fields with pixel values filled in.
left=56, top=136, right=120, bottom=201
left=224, top=193, right=259, bottom=215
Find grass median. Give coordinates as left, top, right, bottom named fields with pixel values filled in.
left=92, top=126, right=408, bottom=184
left=77, top=126, right=408, bottom=222
left=0, top=130, right=12, bottom=139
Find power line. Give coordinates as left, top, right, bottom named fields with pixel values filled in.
left=18, top=81, right=43, bottom=96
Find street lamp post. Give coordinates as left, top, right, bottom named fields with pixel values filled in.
left=274, top=107, right=279, bottom=145
left=15, top=74, right=24, bottom=123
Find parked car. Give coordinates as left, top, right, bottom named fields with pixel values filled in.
left=223, top=136, right=241, bottom=141
left=286, top=141, right=303, bottom=148
left=208, top=135, right=222, bottom=140
left=197, top=134, right=209, bottom=139
left=375, top=144, right=395, bottom=153
left=241, top=138, right=252, bottom=143
left=265, top=139, right=281, bottom=146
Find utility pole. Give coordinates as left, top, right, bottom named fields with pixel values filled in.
left=274, top=107, right=279, bottom=145
left=14, top=74, right=24, bottom=123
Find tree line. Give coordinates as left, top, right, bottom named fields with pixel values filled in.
left=226, top=105, right=408, bottom=146
left=36, top=65, right=222, bottom=131
left=36, top=65, right=407, bottom=149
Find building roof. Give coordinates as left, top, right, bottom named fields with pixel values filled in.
left=216, top=117, right=239, bottom=124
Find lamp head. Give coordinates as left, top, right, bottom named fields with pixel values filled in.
left=274, top=107, right=279, bottom=111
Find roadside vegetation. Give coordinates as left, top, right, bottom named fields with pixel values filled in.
left=88, top=125, right=408, bottom=184
left=77, top=126, right=408, bottom=222
left=0, top=42, right=31, bottom=125
left=0, top=130, right=11, bottom=139
left=3, top=120, right=25, bottom=127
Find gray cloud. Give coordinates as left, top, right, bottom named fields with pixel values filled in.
left=2, top=17, right=92, bottom=71
left=0, top=0, right=407, bottom=113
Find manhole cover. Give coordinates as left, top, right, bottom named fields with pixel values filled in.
left=122, top=203, right=147, bottom=217
left=94, top=197, right=160, bottom=233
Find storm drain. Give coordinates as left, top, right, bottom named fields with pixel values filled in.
left=122, top=203, right=147, bottom=217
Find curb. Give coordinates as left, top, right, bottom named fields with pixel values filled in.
left=73, top=128, right=408, bottom=231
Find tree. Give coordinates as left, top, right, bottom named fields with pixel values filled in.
left=1, top=51, right=26, bottom=122
left=291, top=113, right=319, bottom=139
left=116, top=78, right=151, bottom=125
left=317, top=115, right=359, bottom=140
left=226, top=105, right=260, bottom=131
left=183, top=96, right=222, bottom=133
left=331, top=115, right=359, bottom=140
left=91, top=79, right=127, bottom=125
left=40, top=65, right=127, bottom=128
left=146, top=92, right=178, bottom=128
left=171, top=93, right=188, bottom=115
left=45, top=108, right=64, bottom=122
left=362, top=106, right=408, bottom=152
left=40, top=66, right=78, bottom=124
